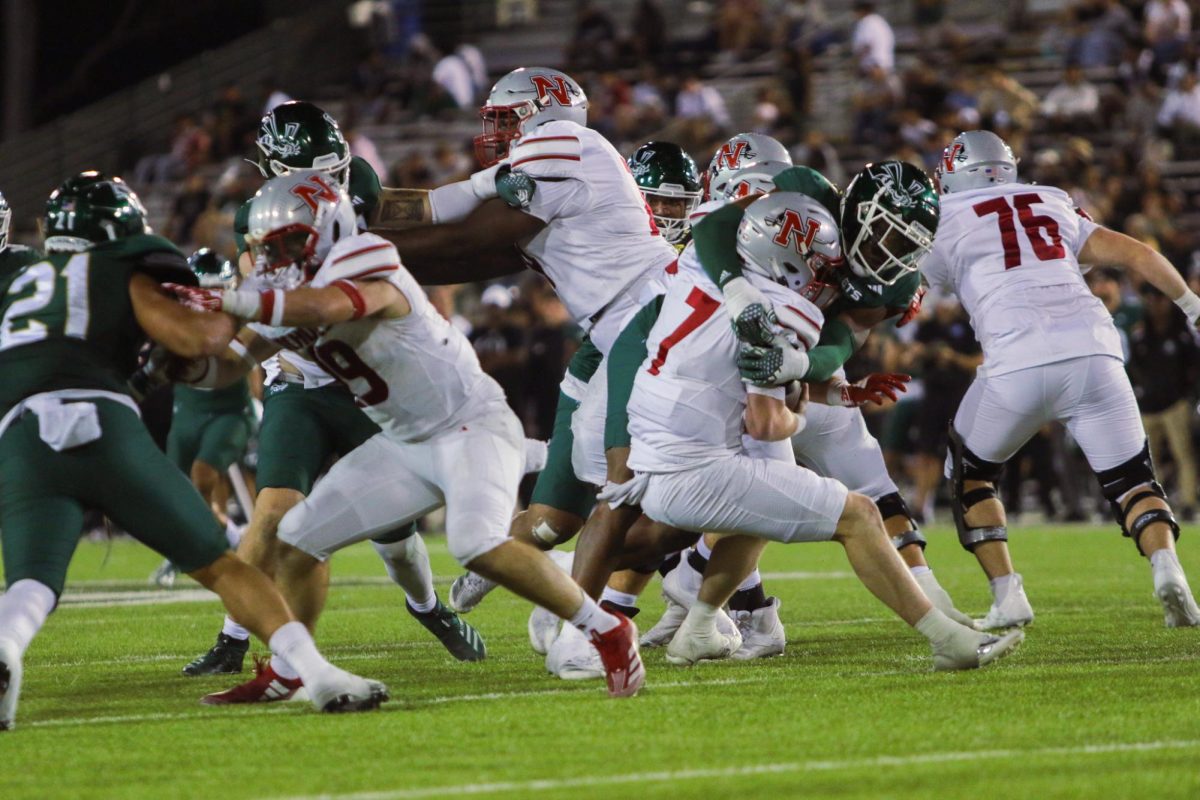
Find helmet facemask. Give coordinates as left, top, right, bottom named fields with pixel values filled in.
left=248, top=224, right=318, bottom=290
left=845, top=185, right=934, bottom=285
left=642, top=187, right=701, bottom=245
left=474, top=99, right=540, bottom=167
left=0, top=196, right=9, bottom=250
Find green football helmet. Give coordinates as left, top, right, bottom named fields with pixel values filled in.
left=188, top=247, right=237, bottom=289
left=43, top=171, right=148, bottom=253
left=840, top=161, right=939, bottom=285
left=628, top=141, right=702, bottom=245
left=0, top=190, right=10, bottom=250
left=255, top=101, right=351, bottom=188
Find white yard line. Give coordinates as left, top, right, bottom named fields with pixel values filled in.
left=271, top=739, right=1200, bottom=800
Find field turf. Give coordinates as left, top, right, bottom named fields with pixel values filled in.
left=1, top=525, right=1198, bottom=799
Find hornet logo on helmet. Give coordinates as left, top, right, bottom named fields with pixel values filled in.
left=259, top=118, right=302, bottom=158
left=630, top=148, right=654, bottom=179
left=874, top=162, right=927, bottom=209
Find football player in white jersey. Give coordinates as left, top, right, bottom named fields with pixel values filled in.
left=368, top=67, right=680, bottom=612
left=925, top=130, right=1200, bottom=629
left=616, top=191, right=1023, bottom=669
left=170, top=173, right=646, bottom=699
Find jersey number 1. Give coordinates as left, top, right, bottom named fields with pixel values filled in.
left=647, top=287, right=720, bottom=375
left=973, top=193, right=1065, bottom=269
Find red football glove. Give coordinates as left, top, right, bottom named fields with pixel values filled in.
left=896, top=286, right=926, bottom=328
left=833, top=373, right=911, bottom=407
left=163, top=283, right=223, bottom=313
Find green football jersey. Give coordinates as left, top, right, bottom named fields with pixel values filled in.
left=0, top=244, right=44, bottom=295
left=825, top=269, right=921, bottom=316
left=234, top=156, right=382, bottom=254
left=0, top=234, right=192, bottom=417
left=174, top=379, right=252, bottom=415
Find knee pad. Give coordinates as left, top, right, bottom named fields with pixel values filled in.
left=1097, top=446, right=1180, bottom=552
left=371, top=532, right=423, bottom=566
left=948, top=424, right=1008, bottom=552
left=370, top=522, right=418, bottom=546
left=875, top=492, right=925, bottom=550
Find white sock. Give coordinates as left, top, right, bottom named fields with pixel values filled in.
left=0, top=579, right=56, bottom=656
left=372, top=534, right=437, bottom=612
left=600, top=587, right=639, bottom=608
left=735, top=570, right=762, bottom=593
left=569, top=594, right=620, bottom=637
left=1150, top=549, right=1181, bottom=572
left=989, top=573, right=1018, bottom=601
left=268, top=621, right=330, bottom=684
left=696, top=538, right=714, bottom=560
left=686, top=600, right=719, bottom=628
left=222, top=616, right=250, bottom=641
left=910, top=565, right=932, bottom=577
left=224, top=521, right=243, bottom=549
left=914, top=607, right=966, bottom=644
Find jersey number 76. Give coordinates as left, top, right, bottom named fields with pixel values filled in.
left=973, top=192, right=1065, bottom=270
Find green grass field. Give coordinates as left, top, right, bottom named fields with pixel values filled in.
left=2, top=525, right=1199, bottom=799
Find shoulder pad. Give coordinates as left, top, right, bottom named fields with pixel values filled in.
left=508, top=124, right=583, bottom=177
left=96, top=234, right=193, bottom=286
left=312, top=232, right=401, bottom=288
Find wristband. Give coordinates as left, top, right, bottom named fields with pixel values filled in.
left=227, top=338, right=258, bottom=368
left=1174, top=289, right=1200, bottom=324
left=220, top=289, right=262, bottom=321
left=791, top=412, right=806, bottom=437
left=332, top=280, right=367, bottom=320
left=469, top=163, right=503, bottom=200
left=826, top=380, right=850, bottom=407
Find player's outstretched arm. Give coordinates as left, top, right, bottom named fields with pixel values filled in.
left=744, top=388, right=802, bottom=441
left=1080, top=226, right=1200, bottom=327
left=130, top=273, right=237, bottom=358
left=168, top=279, right=409, bottom=329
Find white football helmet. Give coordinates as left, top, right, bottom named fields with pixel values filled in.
left=934, top=130, right=1018, bottom=194
left=475, top=67, right=588, bottom=166
left=244, top=172, right=356, bottom=289
left=721, top=160, right=793, bottom=201
left=736, top=191, right=842, bottom=295
left=705, top=133, right=792, bottom=200
left=0, top=190, right=10, bottom=250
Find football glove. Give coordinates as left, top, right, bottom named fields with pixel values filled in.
left=164, top=283, right=224, bottom=313
left=495, top=166, right=536, bottom=210
left=737, top=342, right=811, bottom=386
left=724, top=277, right=777, bottom=346
left=896, top=286, right=926, bottom=328
left=828, top=373, right=911, bottom=407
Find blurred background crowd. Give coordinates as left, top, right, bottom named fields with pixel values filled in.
left=4, top=0, right=1199, bottom=525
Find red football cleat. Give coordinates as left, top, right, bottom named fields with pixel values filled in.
left=201, top=656, right=303, bottom=705
left=589, top=613, right=645, bottom=699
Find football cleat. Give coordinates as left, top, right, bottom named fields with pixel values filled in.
left=975, top=573, right=1034, bottom=631
left=545, top=623, right=604, bottom=680
left=589, top=614, right=645, bottom=699
left=665, top=607, right=743, bottom=666
left=149, top=559, right=179, bottom=589
left=182, top=633, right=249, bottom=677
left=932, top=627, right=1024, bottom=671
left=913, top=570, right=975, bottom=628
left=640, top=599, right=688, bottom=648
left=407, top=600, right=487, bottom=661
left=528, top=605, right=561, bottom=655
left=308, top=669, right=389, bottom=714
left=447, top=571, right=498, bottom=615
left=661, top=553, right=703, bottom=609
left=201, top=656, right=301, bottom=705
left=0, top=639, right=23, bottom=732
left=1153, top=563, right=1200, bottom=628
left=731, top=597, right=786, bottom=660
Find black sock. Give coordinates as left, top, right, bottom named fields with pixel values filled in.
left=657, top=552, right=682, bottom=577
left=600, top=600, right=640, bottom=619
left=728, top=583, right=769, bottom=612
left=687, top=549, right=709, bottom=574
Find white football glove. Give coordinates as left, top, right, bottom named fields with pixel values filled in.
left=723, top=277, right=778, bottom=346
left=737, top=342, right=811, bottom=386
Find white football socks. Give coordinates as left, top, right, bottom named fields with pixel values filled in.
left=372, top=534, right=437, bottom=613
left=1150, top=548, right=1181, bottom=572
left=224, top=520, right=243, bottom=549
left=735, top=569, right=762, bottom=593
left=696, top=538, right=714, bottom=560
left=989, top=573, right=1019, bottom=601
left=600, top=587, right=639, bottom=608
left=0, top=579, right=56, bottom=657
left=268, top=621, right=330, bottom=684
left=910, top=565, right=932, bottom=577
left=222, top=616, right=250, bottom=641
left=569, top=594, right=620, bottom=637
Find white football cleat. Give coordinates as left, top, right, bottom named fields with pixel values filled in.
left=528, top=606, right=561, bottom=655
left=149, top=559, right=178, bottom=589
left=932, top=627, right=1024, bottom=671
left=1153, top=557, right=1200, bottom=628
left=0, top=639, right=22, bottom=732
left=640, top=599, right=688, bottom=648
left=731, top=597, right=786, bottom=660
left=447, top=571, right=498, bottom=614
left=975, top=573, right=1034, bottom=630
left=306, top=667, right=389, bottom=713
left=661, top=553, right=703, bottom=609
left=545, top=623, right=604, bottom=680
left=914, top=570, right=975, bottom=627
left=665, top=607, right=743, bottom=666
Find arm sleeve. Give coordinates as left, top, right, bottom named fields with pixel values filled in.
left=604, top=296, right=664, bottom=450
left=802, top=317, right=858, bottom=382
left=692, top=203, right=747, bottom=289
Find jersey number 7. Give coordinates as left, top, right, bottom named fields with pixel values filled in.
left=647, top=287, right=720, bottom=375
left=973, top=192, right=1065, bottom=270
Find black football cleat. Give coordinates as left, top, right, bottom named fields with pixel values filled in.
left=182, top=633, right=250, bottom=677
left=407, top=600, right=487, bottom=662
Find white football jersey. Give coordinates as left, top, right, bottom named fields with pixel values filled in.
left=627, top=269, right=824, bottom=472
left=507, top=119, right=677, bottom=353
left=921, top=182, right=1121, bottom=376
left=307, top=233, right=509, bottom=442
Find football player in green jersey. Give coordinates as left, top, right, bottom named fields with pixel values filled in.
left=0, top=173, right=387, bottom=729
left=150, top=249, right=256, bottom=588
left=185, top=101, right=485, bottom=683
left=628, top=141, right=703, bottom=250
left=0, top=191, right=43, bottom=291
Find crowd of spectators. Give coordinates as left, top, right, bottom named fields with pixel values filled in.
left=101, top=0, right=1200, bottom=524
